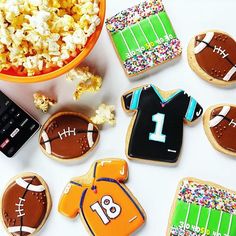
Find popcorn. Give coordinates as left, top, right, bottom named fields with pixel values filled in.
left=91, top=104, right=116, bottom=126
left=33, top=92, right=57, bottom=113
left=67, top=66, right=102, bottom=100
left=24, top=10, right=51, bottom=35
left=0, top=0, right=100, bottom=76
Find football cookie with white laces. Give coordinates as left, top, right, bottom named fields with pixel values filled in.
left=1, top=173, right=51, bottom=236
left=188, top=30, right=236, bottom=86
left=39, top=112, right=99, bottom=162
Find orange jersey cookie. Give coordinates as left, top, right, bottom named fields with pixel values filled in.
left=58, top=159, right=146, bottom=236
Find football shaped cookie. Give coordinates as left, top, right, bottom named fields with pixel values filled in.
left=39, top=112, right=100, bottom=162
left=188, top=30, right=236, bottom=86
left=1, top=172, right=51, bottom=236
left=203, top=104, right=236, bottom=157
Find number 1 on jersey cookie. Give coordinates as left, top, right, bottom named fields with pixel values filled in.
left=58, top=159, right=146, bottom=236
left=149, top=113, right=166, bottom=143
left=122, top=84, right=203, bottom=164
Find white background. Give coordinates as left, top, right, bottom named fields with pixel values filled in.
left=0, top=0, right=236, bottom=235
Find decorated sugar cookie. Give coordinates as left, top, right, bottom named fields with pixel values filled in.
left=167, top=178, right=236, bottom=236
left=58, top=159, right=146, bottom=236
left=203, top=104, right=236, bottom=157
left=188, top=30, right=236, bottom=86
left=122, top=84, right=203, bottom=164
left=1, top=172, right=51, bottom=236
left=39, top=112, right=99, bottom=162
left=105, top=0, right=182, bottom=77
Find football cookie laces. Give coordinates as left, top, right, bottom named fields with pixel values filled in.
left=196, top=39, right=235, bottom=68
left=213, top=46, right=229, bottom=59
left=16, top=176, right=36, bottom=235
left=15, top=198, right=26, bottom=217
left=40, top=128, right=98, bottom=144
left=229, top=119, right=236, bottom=127
left=58, top=127, right=77, bottom=139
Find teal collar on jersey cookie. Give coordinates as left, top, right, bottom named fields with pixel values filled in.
left=150, top=84, right=183, bottom=104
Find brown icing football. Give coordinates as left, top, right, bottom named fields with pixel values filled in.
left=39, top=112, right=99, bottom=161
left=203, top=105, right=236, bottom=157
left=189, top=31, right=236, bottom=86
left=1, top=173, right=51, bottom=236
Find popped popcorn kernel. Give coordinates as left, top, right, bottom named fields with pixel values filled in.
left=67, top=66, right=102, bottom=100
left=33, top=92, right=57, bottom=113
left=0, top=0, right=101, bottom=76
left=91, top=104, right=116, bottom=126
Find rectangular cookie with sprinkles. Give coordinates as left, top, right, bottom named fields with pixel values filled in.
left=167, top=178, right=236, bottom=236
left=105, top=0, right=182, bottom=77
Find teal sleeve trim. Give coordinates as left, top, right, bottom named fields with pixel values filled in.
left=185, top=97, right=197, bottom=121
left=130, top=88, right=142, bottom=110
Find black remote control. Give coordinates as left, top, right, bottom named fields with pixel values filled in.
left=0, top=91, right=40, bottom=158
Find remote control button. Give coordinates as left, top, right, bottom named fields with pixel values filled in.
left=0, top=123, right=10, bottom=134
left=9, top=119, right=14, bottom=125
left=29, top=123, right=37, bottom=131
left=0, top=139, right=10, bottom=149
left=9, top=106, right=16, bottom=114
left=2, top=114, right=9, bottom=122
left=4, top=100, right=12, bottom=107
left=7, top=147, right=15, bottom=157
left=20, top=118, right=28, bottom=127
left=10, top=128, right=20, bottom=138
left=14, top=111, right=22, bottom=119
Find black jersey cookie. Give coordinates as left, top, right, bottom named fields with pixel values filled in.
left=121, top=84, right=203, bottom=164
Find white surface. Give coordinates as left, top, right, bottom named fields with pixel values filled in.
left=0, top=0, right=236, bottom=235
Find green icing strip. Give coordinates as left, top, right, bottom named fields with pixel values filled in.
left=158, top=11, right=176, bottom=39
left=171, top=200, right=236, bottom=236
left=122, top=28, right=139, bottom=53
left=111, top=11, right=177, bottom=62
left=139, top=18, right=157, bottom=43
left=112, top=32, right=129, bottom=61
left=149, top=14, right=167, bottom=43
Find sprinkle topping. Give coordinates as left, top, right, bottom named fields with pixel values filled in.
left=178, top=179, right=236, bottom=215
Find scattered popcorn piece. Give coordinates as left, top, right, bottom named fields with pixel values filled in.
left=67, top=66, right=102, bottom=100
left=33, top=92, right=57, bottom=113
left=91, top=104, right=116, bottom=126
left=0, top=0, right=101, bottom=76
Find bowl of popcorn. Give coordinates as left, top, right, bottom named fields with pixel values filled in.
left=0, top=0, right=105, bottom=83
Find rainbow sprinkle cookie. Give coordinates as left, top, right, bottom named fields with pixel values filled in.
left=168, top=178, right=236, bottom=236
left=105, top=0, right=182, bottom=77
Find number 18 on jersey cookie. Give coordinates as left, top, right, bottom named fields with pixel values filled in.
left=58, top=159, right=146, bottom=236
left=122, top=84, right=203, bottom=164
